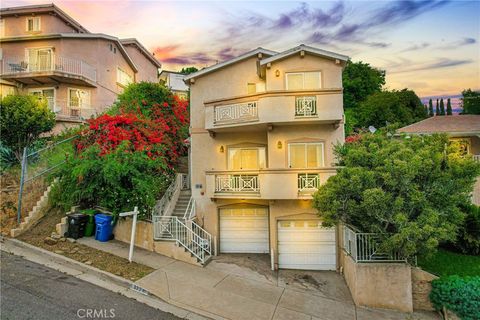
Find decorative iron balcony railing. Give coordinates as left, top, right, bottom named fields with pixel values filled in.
left=214, top=102, right=258, bottom=124
left=295, top=96, right=317, bottom=117
left=298, top=173, right=320, bottom=192
left=215, top=174, right=259, bottom=193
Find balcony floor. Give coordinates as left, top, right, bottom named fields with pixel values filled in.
left=1, top=71, right=97, bottom=87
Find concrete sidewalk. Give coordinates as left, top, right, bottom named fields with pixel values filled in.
left=77, top=238, right=440, bottom=320
left=1, top=237, right=207, bottom=320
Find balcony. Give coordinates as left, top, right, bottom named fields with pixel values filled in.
left=206, top=168, right=337, bottom=199
left=205, top=90, right=343, bottom=131
left=1, top=56, right=97, bottom=87
left=41, top=97, right=97, bottom=122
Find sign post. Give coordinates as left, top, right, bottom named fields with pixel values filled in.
left=119, top=206, right=139, bottom=263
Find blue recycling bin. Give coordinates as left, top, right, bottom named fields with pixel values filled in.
left=94, top=214, right=113, bottom=242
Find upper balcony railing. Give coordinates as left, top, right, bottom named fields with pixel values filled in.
left=205, top=90, right=343, bottom=130
left=215, top=174, right=259, bottom=193
left=295, top=96, right=317, bottom=117
left=214, top=102, right=258, bottom=124
left=1, top=56, right=97, bottom=82
left=298, top=173, right=320, bottom=192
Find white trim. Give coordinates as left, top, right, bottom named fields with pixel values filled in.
left=26, top=16, right=41, bottom=32
left=285, top=71, right=322, bottom=90
left=227, top=146, right=266, bottom=170
left=260, top=44, right=349, bottom=66
left=287, top=142, right=325, bottom=168
left=184, top=48, right=277, bottom=81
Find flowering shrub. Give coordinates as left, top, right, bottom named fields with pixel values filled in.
left=53, top=82, right=189, bottom=216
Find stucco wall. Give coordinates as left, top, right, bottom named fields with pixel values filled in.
left=123, top=44, right=158, bottom=83
left=341, top=251, right=413, bottom=312
left=2, top=14, right=79, bottom=37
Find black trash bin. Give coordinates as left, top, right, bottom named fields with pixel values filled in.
left=66, top=213, right=88, bottom=239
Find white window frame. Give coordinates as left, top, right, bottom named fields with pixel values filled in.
left=288, top=142, right=325, bottom=168
left=67, top=87, right=90, bottom=109
left=227, top=146, right=266, bottom=170
left=285, top=71, right=322, bottom=90
left=28, top=87, right=57, bottom=112
left=117, top=67, right=133, bottom=87
left=26, top=17, right=41, bottom=32
left=0, top=19, right=5, bottom=38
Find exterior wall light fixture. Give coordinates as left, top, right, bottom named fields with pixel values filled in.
left=275, top=70, right=280, bottom=77
left=219, top=145, right=224, bottom=153
left=277, top=141, right=283, bottom=149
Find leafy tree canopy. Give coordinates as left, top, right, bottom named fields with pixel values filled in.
left=355, top=89, right=428, bottom=129
left=179, top=66, right=198, bottom=75
left=343, top=60, right=385, bottom=110
left=0, top=94, right=56, bottom=160
left=461, top=89, right=480, bottom=114
left=313, top=132, right=480, bottom=258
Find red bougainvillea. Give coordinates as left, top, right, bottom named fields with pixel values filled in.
left=345, top=134, right=362, bottom=144
left=75, top=92, right=189, bottom=168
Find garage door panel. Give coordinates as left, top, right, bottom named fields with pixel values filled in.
left=220, top=208, right=269, bottom=253
left=278, top=220, right=336, bottom=270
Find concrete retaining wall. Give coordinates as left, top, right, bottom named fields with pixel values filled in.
left=341, top=251, right=413, bottom=312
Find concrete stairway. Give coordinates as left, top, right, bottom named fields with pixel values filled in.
left=171, top=190, right=191, bottom=218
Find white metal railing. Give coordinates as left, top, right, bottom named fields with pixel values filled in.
left=214, top=102, right=258, bottom=124
left=2, top=55, right=97, bottom=82
left=343, top=225, right=406, bottom=263
left=150, top=175, right=178, bottom=220
left=298, top=173, right=320, bottom=192
left=215, top=174, right=259, bottom=193
left=153, top=216, right=212, bottom=264
left=295, top=96, right=317, bottom=117
left=473, top=154, right=480, bottom=162
left=183, top=197, right=196, bottom=220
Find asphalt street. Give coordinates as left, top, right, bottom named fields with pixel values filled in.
left=0, top=252, right=182, bottom=320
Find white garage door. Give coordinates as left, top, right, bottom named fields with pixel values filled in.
left=278, top=220, right=336, bottom=270
left=220, top=207, right=269, bottom=253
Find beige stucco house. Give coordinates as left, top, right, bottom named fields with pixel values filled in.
left=398, top=115, right=480, bottom=205
left=0, top=4, right=161, bottom=133
left=185, top=44, right=349, bottom=270
left=159, top=70, right=189, bottom=99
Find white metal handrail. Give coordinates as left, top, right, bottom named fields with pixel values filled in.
left=183, top=197, right=196, bottom=220
left=2, top=55, right=97, bottom=82
left=150, top=175, right=178, bottom=220
left=214, top=101, right=258, bottom=124
left=298, top=173, right=320, bottom=192
left=215, top=174, right=259, bottom=193
left=343, top=225, right=405, bottom=263
left=295, top=96, right=317, bottom=117
left=153, top=216, right=212, bottom=263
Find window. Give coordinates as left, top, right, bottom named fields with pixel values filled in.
left=29, top=88, right=56, bottom=112
left=228, top=147, right=266, bottom=170
left=247, top=83, right=256, bottom=94
left=286, top=72, right=321, bottom=90
left=0, top=19, right=4, bottom=37
left=288, top=142, right=324, bottom=168
left=26, top=17, right=41, bottom=32
left=26, top=48, right=53, bottom=71
left=68, top=88, right=90, bottom=109
left=117, top=68, right=133, bottom=87
left=449, top=138, right=471, bottom=156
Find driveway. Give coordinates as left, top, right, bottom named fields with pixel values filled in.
left=134, top=253, right=438, bottom=320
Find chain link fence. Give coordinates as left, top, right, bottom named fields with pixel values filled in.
left=16, top=136, right=77, bottom=223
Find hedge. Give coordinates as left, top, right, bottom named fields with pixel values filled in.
left=430, top=275, right=480, bottom=320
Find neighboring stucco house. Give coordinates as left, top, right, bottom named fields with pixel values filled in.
left=185, top=44, right=348, bottom=270
left=159, top=70, right=189, bottom=99
left=398, top=115, right=480, bottom=205
left=0, top=4, right=161, bottom=132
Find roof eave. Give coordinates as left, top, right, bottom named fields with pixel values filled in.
left=259, top=45, right=349, bottom=66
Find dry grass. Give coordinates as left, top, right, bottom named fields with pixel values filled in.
left=18, top=207, right=154, bottom=281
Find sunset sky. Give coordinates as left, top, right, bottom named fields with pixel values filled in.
left=4, top=0, right=480, bottom=102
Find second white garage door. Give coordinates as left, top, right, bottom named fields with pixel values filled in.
left=278, top=220, right=336, bottom=270
left=220, top=207, right=269, bottom=253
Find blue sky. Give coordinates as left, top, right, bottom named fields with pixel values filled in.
left=4, top=0, right=480, bottom=99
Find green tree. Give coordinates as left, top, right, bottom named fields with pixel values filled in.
left=440, top=98, right=445, bottom=115
left=313, top=132, right=480, bottom=258
left=356, top=89, right=427, bottom=129
left=446, top=98, right=453, bottom=115
left=179, top=66, right=198, bottom=75
left=429, top=99, right=434, bottom=117
left=0, top=94, right=55, bottom=160
left=436, top=99, right=440, bottom=115
left=343, top=60, right=386, bottom=110
left=461, top=89, right=480, bottom=114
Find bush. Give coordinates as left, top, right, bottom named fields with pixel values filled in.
left=0, top=142, right=16, bottom=172
left=0, top=94, right=56, bottom=160
left=430, top=276, right=480, bottom=320
left=453, top=205, right=480, bottom=255
left=51, top=142, right=171, bottom=217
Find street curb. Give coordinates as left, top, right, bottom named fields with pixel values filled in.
left=1, top=237, right=209, bottom=320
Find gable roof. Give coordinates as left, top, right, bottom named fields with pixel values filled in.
left=0, top=3, right=89, bottom=33
left=259, top=44, right=349, bottom=66
left=397, top=115, right=480, bottom=135
left=184, top=47, right=277, bottom=81
left=120, top=38, right=162, bottom=68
